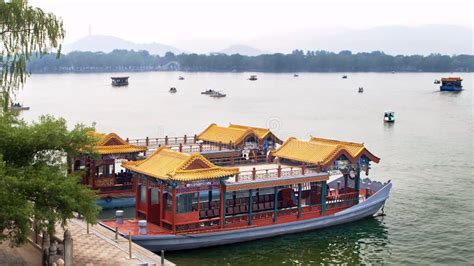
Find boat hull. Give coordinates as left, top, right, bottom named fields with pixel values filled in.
left=96, top=196, right=135, bottom=209
left=440, top=85, right=462, bottom=91
left=130, top=182, right=392, bottom=251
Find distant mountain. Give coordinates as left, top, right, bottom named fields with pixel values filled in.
left=218, top=44, right=267, bottom=56
left=63, top=35, right=182, bottom=55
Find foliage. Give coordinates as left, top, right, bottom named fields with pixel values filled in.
left=0, top=0, right=64, bottom=112
left=26, top=49, right=474, bottom=73
left=0, top=114, right=99, bottom=246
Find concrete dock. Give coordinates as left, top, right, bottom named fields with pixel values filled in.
left=52, top=218, right=175, bottom=265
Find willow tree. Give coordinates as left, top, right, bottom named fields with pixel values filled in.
left=0, top=0, right=99, bottom=246
left=1, top=0, right=64, bottom=112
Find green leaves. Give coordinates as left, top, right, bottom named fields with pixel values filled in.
left=0, top=114, right=99, bottom=246
left=0, top=0, right=64, bottom=112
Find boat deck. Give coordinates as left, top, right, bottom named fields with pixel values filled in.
left=101, top=188, right=369, bottom=237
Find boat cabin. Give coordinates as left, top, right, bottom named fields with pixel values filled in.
left=196, top=123, right=282, bottom=164
left=111, top=76, right=129, bottom=86
left=440, top=77, right=463, bottom=91
left=104, top=136, right=381, bottom=238
left=73, top=132, right=147, bottom=199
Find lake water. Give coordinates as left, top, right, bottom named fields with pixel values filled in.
left=19, top=72, right=473, bottom=265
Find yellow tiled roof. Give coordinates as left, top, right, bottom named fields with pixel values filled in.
left=271, top=137, right=379, bottom=166
left=271, top=137, right=348, bottom=165
left=197, top=123, right=282, bottom=145
left=122, top=147, right=239, bottom=182
left=310, top=136, right=379, bottom=163
left=91, top=132, right=147, bottom=155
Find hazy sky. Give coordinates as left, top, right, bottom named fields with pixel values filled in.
left=30, top=0, right=473, bottom=52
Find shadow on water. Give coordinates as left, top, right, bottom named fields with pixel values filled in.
left=166, top=217, right=391, bottom=266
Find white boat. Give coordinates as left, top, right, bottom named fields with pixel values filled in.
left=210, top=91, right=226, bottom=98
left=10, top=103, right=30, bottom=111
left=384, top=111, right=395, bottom=123
left=201, top=89, right=217, bottom=95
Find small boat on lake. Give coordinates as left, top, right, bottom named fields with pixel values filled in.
left=384, top=111, right=395, bottom=123
left=100, top=123, right=391, bottom=251
left=179, top=76, right=185, bottom=80
left=10, top=103, right=30, bottom=111
left=111, top=76, right=129, bottom=87
left=169, top=87, right=177, bottom=93
left=440, top=77, right=462, bottom=91
left=209, top=91, right=226, bottom=98
left=342, top=75, right=347, bottom=79
left=248, top=75, right=258, bottom=81
left=294, top=74, right=299, bottom=77
left=434, top=79, right=440, bottom=84
left=201, top=89, right=217, bottom=95
left=358, top=87, right=364, bottom=93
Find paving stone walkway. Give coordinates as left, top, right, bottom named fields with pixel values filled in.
left=0, top=240, right=41, bottom=266
left=55, top=218, right=174, bottom=265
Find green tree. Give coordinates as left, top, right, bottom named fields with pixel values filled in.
left=0, top=0, right=99, bottom=247
left=0, top=114, right=99, bottom=246
left=1, top=0, right=64, bottom=112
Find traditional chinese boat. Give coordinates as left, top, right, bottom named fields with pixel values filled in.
left=100, top=124, right=391, bottom=251
left=111, top=76, right=129, bottom=87
left=440, top=77, right=462, bottom=91
left=72, top=132, right=147, bottom=209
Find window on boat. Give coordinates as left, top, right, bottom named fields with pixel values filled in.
left=177, top=193, right=198, bottom=213
left=164, top=192, right=173, bottom=211
left=150, top=187, right=160, bottom=205
left=140, top=184, right=147, bottom=204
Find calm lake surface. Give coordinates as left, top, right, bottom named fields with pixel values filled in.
left=19, top=72, right=473, bottom=265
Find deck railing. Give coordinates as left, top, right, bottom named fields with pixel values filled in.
left=234, top=165, right=318, bottom=182
left=126, top=134, right=198, bottom=148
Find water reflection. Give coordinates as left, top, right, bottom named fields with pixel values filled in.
left=167, top=217, right=390, bottom=265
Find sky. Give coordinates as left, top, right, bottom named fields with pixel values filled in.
left=29, top=0, right=473, bottom=53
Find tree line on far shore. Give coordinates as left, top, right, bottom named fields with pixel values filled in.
left=27, top=49, right=474, bottom=73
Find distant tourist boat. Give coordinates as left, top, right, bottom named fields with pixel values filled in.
left=179, top=76, right=185, bottom=80
left=169, top=87, right=177, bottom=93
left=209, top=91, right=226, bottom=98
left=10, top=103, right=30, bottom=111
left=100, top=123, right=391, bottom=251
left=294, top=74, right=299, bottom=77
left=440, top=77, right=462, bottom=91
left=201, top=89, right=217, bottom=95
left=342, top=75, right=348, bottom=79
left=358, top=87, right=364, bottom=93
left=111, top=76, right=129, bottom=87
left=384, top=111, right=395, bottom=123
left=434, top=79, right=441, bottom=84
left=248, top=75, right=258, bottom=81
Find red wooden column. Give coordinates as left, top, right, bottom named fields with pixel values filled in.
left=219, top=184, right=226, bottom=229
left=171, top=187, right=177, bottom=233
left=135, top=176, right=140, bottom=219
left=146, top=178, right=151, bottom=221
left=159, top=183, right=164, bottom=227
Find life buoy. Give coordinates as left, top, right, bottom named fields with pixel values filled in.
left=105, top=196, right=113, bottom=203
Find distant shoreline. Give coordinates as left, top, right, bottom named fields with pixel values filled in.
left=27, top=70, right=473, bottom=74
left=27, top=50, right=474, bottom=73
